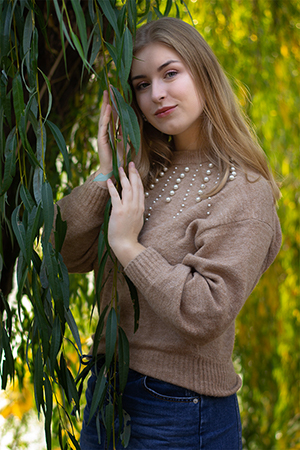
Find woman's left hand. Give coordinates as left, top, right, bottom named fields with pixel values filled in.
left=107, top=162, right=146, bottom=267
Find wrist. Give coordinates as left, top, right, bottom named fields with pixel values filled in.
left=111, top=240, right=145, bottom=267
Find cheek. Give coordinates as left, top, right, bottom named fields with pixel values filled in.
left=136, top=94, right=149, bottom=116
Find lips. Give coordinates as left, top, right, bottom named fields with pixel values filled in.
left=155, top=106, right=177, bottom=117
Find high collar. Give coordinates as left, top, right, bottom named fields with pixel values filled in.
left=170, top=148, right=210, bottom=166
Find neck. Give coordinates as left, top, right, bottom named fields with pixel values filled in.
left=172, top=117, right=206, bottom=152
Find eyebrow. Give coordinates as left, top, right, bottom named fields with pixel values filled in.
left=131, top=59, right=180, bottom=82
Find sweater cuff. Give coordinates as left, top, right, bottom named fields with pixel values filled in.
left=124, top=246, right=168, bottom=290
left=75, top=173, right=110, bottom=213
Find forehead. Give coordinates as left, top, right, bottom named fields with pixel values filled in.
left=131, top=42, right=183, bottom=76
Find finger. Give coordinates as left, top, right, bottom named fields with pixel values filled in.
left=107, top=86, right=118, bottom=127
left=98, top=95, right=111, bottom=135
left=127, top=162, right=144, bottom=209
left=118, top=166, right=132, bottom=201
left=107, top=178, right=121, bottom=207
left=135, top=166, right=145, bottom=212
left=98, top=105, right=111, bottom=146
left=98, top=91, right=108, bottom=125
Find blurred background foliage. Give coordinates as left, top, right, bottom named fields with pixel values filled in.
left=0, top=0, right=299, bottom=449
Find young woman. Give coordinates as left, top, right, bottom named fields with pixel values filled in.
left=57, top=17, right=281, bottom=449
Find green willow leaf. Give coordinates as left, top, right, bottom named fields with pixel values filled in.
left=47, top=120, right=71, bottom=179
left=33, top=166, right=43, bottom=205
left=25, top=204, right=41, bottom=265
left=105, top=307, right=117, bottom=369
left=58, top=353, right=69, bottom=400
left=11, top=205, right=27, bottom=263
left=110, top=86, right=128, bottom=152
left=1, top=325, right=14, bottom=389
left=18, top=113, right=40, bottom=170
left=153, top=6, right=163, bottom=19
left=32, top=250, right=42, bottom=281
left=88, top=0, right=96, bottom=23
left=118, top=326, right=129, bottom=393
left=0, top=291, right=12, bottom=333
left=117, top=4, right=126, bottom=33
left=105, top=401, right=114, bottom=448
left=137, top=0, right=151, bottom=25
left=54, top=204, right=67, bottom=254
left=33, top=346, right=44, bottom=415
left=67, top=432, right=81, bottom=450
left=123, top=274, right=139, bottom=333
left=58, top=253, right=69, bottom=309
left=2, top=129, right=16, bottom=194
left=41, top=180, right=54, bottom=244
left=127, top=0, right=137, bottom=35
left=58, top=423, right=63, bottom=449
left=98, top=225, right=106, bottom=265
left=110, top=87, right=140, bottom=154
left=106, top=41, right=119, bottom=69
left=52, top=0, right=75, bottom=50
left=23, top=10, right=33, bottom=72
left=38, top=69, right=52, bottom=122
left=32, top=268, right=48, bottom=329
left=121, top=410, right=131, bottom=448
left=16, top=253, right=29, bottom=302
left=65, top=308, right=82, bottom=356
left=70, top=30, right=86, bottom=63
left=66, top=365, right=79, bottom=409
left=33, top=122, right=46, bottom=204
left=20, top=115, right=36, bottom=165
left=32, top=270, right=50, bottom=359
left=122, top=27, right=133, bottom=84
left=88, top=363, right=106, bottom=424
left=102, top=198, right=112, bottom=256
left=70, top=0, right=88, bottom=56
left=43, top=241, right=60, bottom=306
left=12, top=72, right=25, bottom=125
left=126, top=104, right=141, bottom=154
left=89, top=24, right=101, bottom=66
left=1, top=2, right=13, bottom=63
left=1, top=359, right=8, bottom=391
left=179, top=0, right=194, bottom=25
left=49, top=315, right=62, bottom=376
left=98, top=0, right=120, bottom=38
left=92, top=304, right=109, bottom=359
left=43, top=372, right=53, bottom=450
left=164, top=0, right=173, bottom=16
left=31, top=28, right=39, bottom=75
left=0, top=105, right=4, bottom=157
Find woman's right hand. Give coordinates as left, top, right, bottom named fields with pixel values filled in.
left=97, top=89, right=127, bottom=179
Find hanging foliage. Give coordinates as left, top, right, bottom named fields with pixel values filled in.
left=0, top=0, right=194, bottom=448
left=1, top=0, right=299, bottom=449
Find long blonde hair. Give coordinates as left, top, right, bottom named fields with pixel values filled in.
left=131, top=17, right=280, bottom=201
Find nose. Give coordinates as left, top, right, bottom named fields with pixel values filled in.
left=151, top=79, right=166, bottom=102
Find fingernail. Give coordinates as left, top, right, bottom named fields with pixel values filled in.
left=129, top=162, right=135, bottom=168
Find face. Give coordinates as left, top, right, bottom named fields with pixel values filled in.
left=131, top=42, right=205, bottom=151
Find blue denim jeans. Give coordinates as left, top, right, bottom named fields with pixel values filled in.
left=80, top=363, right=242, bottom=449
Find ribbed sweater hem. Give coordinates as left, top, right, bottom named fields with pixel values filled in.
left=128, top=347, right=242, bottom=397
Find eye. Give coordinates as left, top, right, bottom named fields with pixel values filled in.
left=135, top=81, right=150, bottom=91
left=165, top=70, right=178, bottom=79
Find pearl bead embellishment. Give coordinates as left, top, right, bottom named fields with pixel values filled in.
left=144, top=162, right=237, bottom=221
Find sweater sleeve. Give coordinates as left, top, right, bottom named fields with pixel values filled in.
left=124, top=217, right=281, bottom=345
left=55, top=172, right=110, bottom=273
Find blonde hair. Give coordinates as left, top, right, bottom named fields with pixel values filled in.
left=131, top=17, right=280, bottom=201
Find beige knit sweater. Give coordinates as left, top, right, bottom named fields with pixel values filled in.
left=57, top=149, right=281, bottom=397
